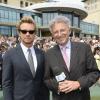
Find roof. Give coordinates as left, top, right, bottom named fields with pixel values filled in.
left=25, top=1, right=88, bottom=19
left=0, top=3, right=38, bottom=13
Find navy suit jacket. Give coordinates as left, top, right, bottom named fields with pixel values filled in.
left=2, top=44, right=49, bottom=100
left=0, top=53, right=3, bottom=87
left=44, top=41, right=99, bottom=100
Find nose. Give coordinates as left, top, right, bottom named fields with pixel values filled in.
left=57, top=31, right=62, bottom=36
left=26, top=32, right=30, bottom=35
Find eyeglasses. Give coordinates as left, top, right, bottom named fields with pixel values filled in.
left=19, top=29, right=35, bottom=34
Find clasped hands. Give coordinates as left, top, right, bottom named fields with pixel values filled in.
left=58, top=80, right=80, bottom=94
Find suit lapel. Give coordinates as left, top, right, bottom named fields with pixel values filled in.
left=15, top=44, right=33, bottom=77
left=34, top=47, right=39, bottom=75
left=53, top=45, right=69, bottom=72
left=53, top=42, right=79, bottom=73
left=70, top=42, right=78, bottom=72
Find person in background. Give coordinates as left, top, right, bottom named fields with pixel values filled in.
left=2, top=16, right=49, bottom=100
left=0, top=50, right=3, bottom=89
left=44, top=15, right=100, bottom=100
left=93, top=46, right=100, bottom=86
left=94, top=46, right=100, bottom=70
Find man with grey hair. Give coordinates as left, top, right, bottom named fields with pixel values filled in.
left=44, top=15, right=100, bottom=100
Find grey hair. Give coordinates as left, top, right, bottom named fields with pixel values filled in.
left=49, top=15, right=71, bottom=33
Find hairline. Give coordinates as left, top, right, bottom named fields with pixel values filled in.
left=49, top=16, right=71, bottom=33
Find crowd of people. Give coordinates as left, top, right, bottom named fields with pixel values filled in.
left=0, top=28, right=100, bottom=85
left=0, top=34, right=100, bottom=55
left=0, top=15, right=100, bottom=100
left=0, top=30, right=100, bottom=83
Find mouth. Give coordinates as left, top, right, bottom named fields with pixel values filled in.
left=57, top=38, right=64, bottom=41
left=25, top=37, right=31, bottom=39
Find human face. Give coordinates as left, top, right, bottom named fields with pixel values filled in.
left=52, top=22, right=70, bottom=46
left=19, top=23, right=36, bottom=48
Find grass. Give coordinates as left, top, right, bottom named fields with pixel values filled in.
left=91, top=96, right=100, bottom=100
left=90, top=84, right=100, bottom=100
left=0, top=85, right=99, bottom=100
left=0, top=98, right=2, bottom=100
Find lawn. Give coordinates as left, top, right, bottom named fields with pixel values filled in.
left=0, top=85, right=99, bottom=100
left=91, top=96, right=100, bottom=100
left=90, top=84, right=100, bottom=100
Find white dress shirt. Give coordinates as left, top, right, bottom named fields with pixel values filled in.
left=20, top=42, right=37, bottom=72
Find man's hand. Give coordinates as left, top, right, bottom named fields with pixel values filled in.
left=58, top=80, right=80, bottom=93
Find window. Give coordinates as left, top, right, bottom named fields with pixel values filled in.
left=20, top=1, right=24, bottom=7
left=42, top=12, right=58, bottom=26
left=25, top=2, right=28, bottom=7
left=4, top=0, right=7, bottom=4
left=30, top=3, right=33, bottom=5
left=0, top=0, right=2, bottom=3
left=0, top=10, right=5, bottom=18
left=34, top=14, right=42, bottom=26
left=4, top=10, right=9, bottom=19
left=91, top=0, right=97, bottom=4
left=73, top=16, right=79, bottom=28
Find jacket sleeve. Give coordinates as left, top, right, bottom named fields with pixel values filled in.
left=44, top=53, right=59, bottom=94
left=2, top=51, right=14, bottom=100
left=77, top=44, right=100, bottom=89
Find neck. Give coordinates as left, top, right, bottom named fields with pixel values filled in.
left=22, top=42, right=33, bottom=48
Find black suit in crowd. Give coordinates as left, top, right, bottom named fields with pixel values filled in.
left=0, top=53, right=3, bottom=89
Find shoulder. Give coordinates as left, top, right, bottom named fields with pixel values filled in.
left=3, top=47, right=16, bottom=60
left=6, top=47, right=16, bottom=54
left=3, top=44, right=20, bottom=57
left=46, top=45, right=59, bottom=54
left=72, top=41, right=91, bottom=49
left=72, top=42, right=93, bottom=56
left=34, top=46, right=45, bottom=55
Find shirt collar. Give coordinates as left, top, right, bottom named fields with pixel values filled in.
left=20, top=42, right=33, bottom=53
left=59, top=39, right=71, bottom=50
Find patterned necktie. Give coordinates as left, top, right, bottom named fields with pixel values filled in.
left=28, top=48, right=35, bottom=77
left=62, top=47, right=70, bottom=71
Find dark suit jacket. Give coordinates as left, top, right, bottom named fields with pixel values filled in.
left=44, top=41, right=99, bottom=100
left=2, top=44, right=49, bottom=100
left=0, top=53, right=3, bottom=88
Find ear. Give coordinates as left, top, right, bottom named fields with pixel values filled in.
left=19, top=33, right=21, bottom=37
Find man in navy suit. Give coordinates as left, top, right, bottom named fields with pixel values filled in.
left=2, top=16, right=49, bottom=100
left=44, top=15, right=100, bottom=100
left=0, top=52, right=2, bottom=89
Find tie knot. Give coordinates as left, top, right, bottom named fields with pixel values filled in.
left=62, top=47, right=66, bottom=51
left=28, top=48, right=31, bottom=53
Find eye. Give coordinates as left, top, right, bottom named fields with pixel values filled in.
left=53, top=31, right=58, bottom=35
left=60, top=29, right=65, bottom=33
